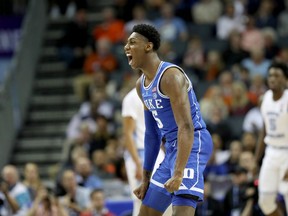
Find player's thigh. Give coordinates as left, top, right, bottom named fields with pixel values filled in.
left=124, top=157, right=139, bottom=192
left=139, top=204, right=163, bottom=216
left=173, top=130, right=213, bottom=201
left=142, top=186, right=172, bottom=214
left=258, top=154, right=280, bottom=193
left=279, top=160, right=288, bottom=194
left=173, top=205, right=195, bottom=216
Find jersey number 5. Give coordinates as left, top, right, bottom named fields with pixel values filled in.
left=152, top=110, right=164, bottom=128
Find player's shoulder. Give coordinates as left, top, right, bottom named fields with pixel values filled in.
left=123, top=88, right=137, bottom=102
left=263, top=89, right=273, bottom=99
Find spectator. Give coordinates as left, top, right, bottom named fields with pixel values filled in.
left=239, top=151, right=258, bottom=181
left=124, top=5, right=153, bottom=36
left=277, top=0, right=288, bottom=37
left=113, top=0, right=136, bottom=22
left=92, top=7, right=125, bottom=44
left=1, top=165, right=32, bottom=215
left=255, top=0, right=277, bottom=29
left=154, top=2, right=188, bottom=42
left=195, top=179, right=224, bottom=216
left=241, top=47, right=271, bottom=78
left=83, top=38, right=118, bottom=76
left=59, top=170, right=91, bottom=215
left=248, top=74, right=267, bottom=103
left=182, top=36, right=205, bottom=80
left=73, top=37, right=118, bottom=102
left=229, top=81, right=254, bottom=116
left=58, top=9, right=90, bottom=69
left=204, top=50, right=224, bottom=81
left=277, top=48, right=288, bottom=65
left=261, top=27, right=279, bottom=59
left=232, top=65, right=251, bottom=88
left=200, top=84, right=229, bottom=121
left=74, top=157, right=103, bottom=190
left=192, top=0, right=222, bottom=24
left=92, top=150, right=116, bottom=179
left=158, top=40, right=179, bottom=63
left=27, top=187, right=68, bottom=216
left=241, top=132, right=257, bottom=153
left=49, top=0, right=87, bottom=19
left=89, top=114, right=114, bottom=156
left=23, top=163, right=44, bottom=201
left=224, top=140, right=243, bottom=173
left=241, top=16, right=265, bottom=52
left=223, top=166, right=256, bottom=216
left=242, top=95, right=264, bottom=134
left=216, top=2, right=245, bottom=40
left=205, top=100, right=233, bottom=147
left=80, top=189, right=115, bottom=216
left=223, top=30, right=248, bottom=69
left=218, top=71, right=234, bottom=107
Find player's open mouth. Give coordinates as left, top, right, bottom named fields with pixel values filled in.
left=127, top=54, right=133, bottom=65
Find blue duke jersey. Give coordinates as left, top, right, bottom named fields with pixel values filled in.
left=140, top=61, right=206, bottom=142
left=140, top=61, right=213, bottom=207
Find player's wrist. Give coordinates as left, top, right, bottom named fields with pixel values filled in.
left=173, top=170, right=184, bottom=178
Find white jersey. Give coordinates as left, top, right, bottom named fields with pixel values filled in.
left=122, top=88, right=145, bottom=150
left=261, top=89, right=288, bottom=147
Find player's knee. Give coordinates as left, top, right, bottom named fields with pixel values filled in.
left=258, top=194, right=277, bottom=215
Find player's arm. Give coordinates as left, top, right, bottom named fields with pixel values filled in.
left=122, top=114, right=142, bottom=180
left=161, top=68, right=194, bottom=191
left=255, top=124, right=266, bottom=165
left=136, top=78, right=161, bottom=183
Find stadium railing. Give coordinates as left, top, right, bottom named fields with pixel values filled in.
left=0, top=0, right=47, bottom=169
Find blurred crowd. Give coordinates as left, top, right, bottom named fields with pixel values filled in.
left=1, top=0, right=288, bottom=215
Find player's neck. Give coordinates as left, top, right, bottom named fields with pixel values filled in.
left=272, top=89, right=284, bottom=101
left=141, top=54, right=161, bottom=82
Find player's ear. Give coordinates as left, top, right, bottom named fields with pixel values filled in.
left=145, top=42, right=153, bottom=52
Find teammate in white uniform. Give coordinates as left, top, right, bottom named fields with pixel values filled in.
left=122, top=87, right=172, bottom=216
left=256, top=62, right=288, bottom=216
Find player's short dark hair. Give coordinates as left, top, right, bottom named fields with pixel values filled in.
left=268, top=61, right=288, bottom=79
left=132, top=24, right=161, bottom=51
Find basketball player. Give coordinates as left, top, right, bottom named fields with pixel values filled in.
left=124, top=24, right=213, bottom=216
left=122, top=81, right=172, bottom=216
left=255, top=62, right=288, bottom=216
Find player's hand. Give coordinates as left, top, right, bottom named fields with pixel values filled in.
left=283, top=169, right=288, bottom=181
left=133, top=181, right=149, bottom=200
left=164, top=175, right=183, bottom=193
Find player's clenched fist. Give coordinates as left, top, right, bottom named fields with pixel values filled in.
left=133, top=182, right=149, bottom=200
left=164, top=175, right=183, bottom=193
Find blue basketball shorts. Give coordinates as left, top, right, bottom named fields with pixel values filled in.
left=142, top=129, right=213, bottom=212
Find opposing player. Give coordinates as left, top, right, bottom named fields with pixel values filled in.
left=122, top=82, right=172, bottom=216
left=255, top=62, right=288, bottom=216
left=124, top=24, right=213, bottom=216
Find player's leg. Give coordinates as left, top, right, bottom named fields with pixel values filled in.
left=279, top=157, right=288, bottom=216
left=140, top=187, right=172, bottom=216
left=154, top=149, right=173, bottom=216
left=172, top=129, right=213, bottom=206
left=173, top=206, right=195, bottom=216
left=258, top=147, right=281, bottom=215
left=172, top=195, right=197, bottom=216
left=124, top=154, right=142, bottom=216
left=140, top=151, right=173, bottom=215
